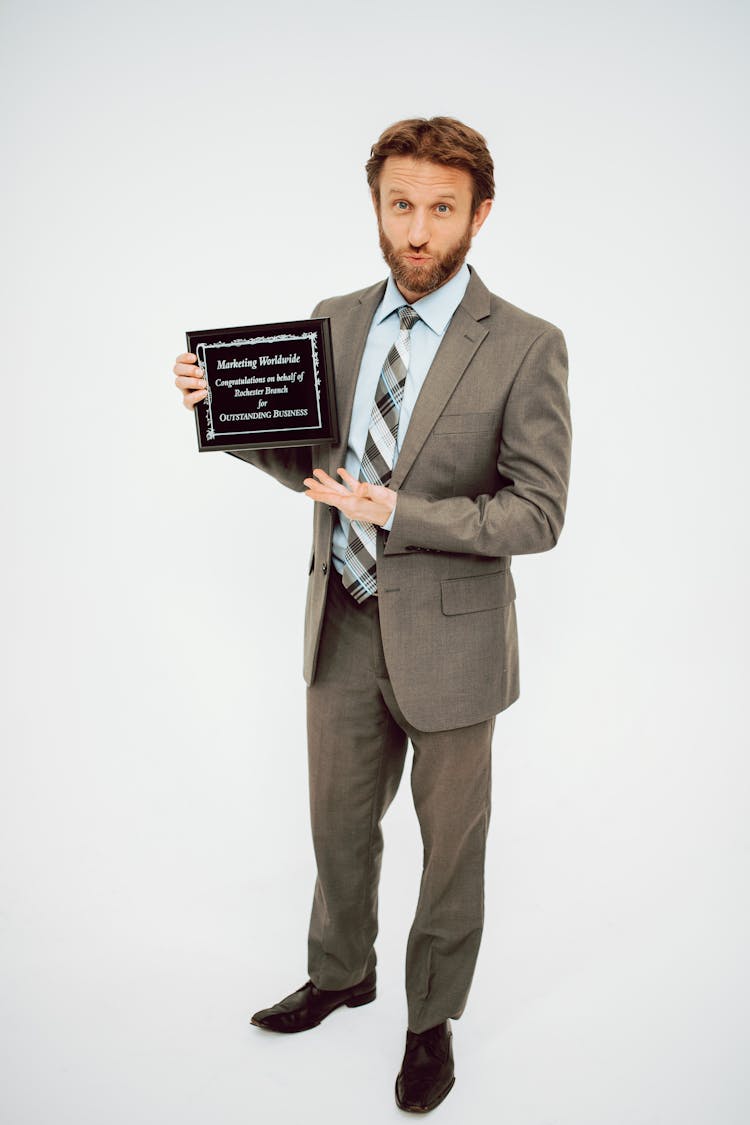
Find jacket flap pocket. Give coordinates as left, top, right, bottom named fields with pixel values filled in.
left=441, top=569, right=516, bottom=615
left=432, top=411, right=496, bottom=435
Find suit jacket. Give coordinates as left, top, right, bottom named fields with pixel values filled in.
left=230, top=267, right=571, bottom=732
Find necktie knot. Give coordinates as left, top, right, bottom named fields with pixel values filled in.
left=398, top=305, right=419, bottom=331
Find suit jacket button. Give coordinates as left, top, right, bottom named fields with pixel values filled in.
left=322, top=562, right=328, bottom=574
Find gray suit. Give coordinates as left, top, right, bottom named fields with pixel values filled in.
left=232, top=267, right=571, bottom=1030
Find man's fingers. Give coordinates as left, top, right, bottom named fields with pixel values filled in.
left=172, top=350, right=206, bottom=409
left=303, top=479, right=340, bottom=499
left=336, top=467, right=359, bottom=489
left=175, top=373, right=207, bottom=390
left=303, top=477, right=356, bottom=510
left=311, top=467, right=350, bottom=494
left=304, top=481, right=371, bottom=511
left=333, top=467, right=369, bottom=498
left=182, top=388, right=207, bottom=410
left=311, top=467, right=340, bottom=486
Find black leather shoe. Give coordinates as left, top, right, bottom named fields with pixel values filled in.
left=250, top=970, right=376, bottom=1033
left=395, top=1020, right=455, bottom=1113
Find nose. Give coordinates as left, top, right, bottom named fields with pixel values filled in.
left=407, top=209, right=430, bottom=247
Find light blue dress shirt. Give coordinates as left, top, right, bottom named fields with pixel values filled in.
left=332, top=264, right=471, bottom=576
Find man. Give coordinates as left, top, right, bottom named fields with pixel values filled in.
left=173, top=116, right=571, bottom=1113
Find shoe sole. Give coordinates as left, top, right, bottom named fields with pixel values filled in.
left=394, top=1074, right=456, bottom=1113
left=250, top=986, right=377, bottom=1033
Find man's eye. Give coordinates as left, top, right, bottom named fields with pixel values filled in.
left=436, top=204, right=450, bottom=214
left=395, top=201, right=409, bottom=210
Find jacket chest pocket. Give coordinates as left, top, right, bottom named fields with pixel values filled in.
left=431, top=411, right=497, bottom=436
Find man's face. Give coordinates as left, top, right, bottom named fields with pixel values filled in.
left=374, top=156, right=492, bottom=302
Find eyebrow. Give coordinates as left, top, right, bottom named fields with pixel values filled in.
left=386, top=188, right=459, bottom=201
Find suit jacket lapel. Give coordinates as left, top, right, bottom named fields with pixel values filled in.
left=389, top=267, right=491, bottom=490
left=325, top=279, right=386, bottom=473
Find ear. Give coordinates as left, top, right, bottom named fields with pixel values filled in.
left=471, top=198, right=493, bottom=237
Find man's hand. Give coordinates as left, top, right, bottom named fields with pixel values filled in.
left=304, top=467, right=397, bottom=527
left=173, top=352, right=207, bottom=409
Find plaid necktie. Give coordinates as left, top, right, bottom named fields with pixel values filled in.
left=342, top=304, right=420, bottom=603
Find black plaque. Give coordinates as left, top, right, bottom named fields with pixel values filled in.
left=186, top=319, right=338, bottom=452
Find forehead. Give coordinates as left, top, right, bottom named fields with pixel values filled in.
left=378, top=156, right=473, bottom=200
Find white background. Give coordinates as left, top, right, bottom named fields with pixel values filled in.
left=2, top=1, right=748, bottom=1122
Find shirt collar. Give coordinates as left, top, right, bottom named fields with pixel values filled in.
left=375, top=262, right=471, bottom=336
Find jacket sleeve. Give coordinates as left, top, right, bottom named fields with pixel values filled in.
left=223, top=300, right=326, bottom=492
left=225, top=445, right=313, bottom=492
left=383, top=326, right=572, bottom=558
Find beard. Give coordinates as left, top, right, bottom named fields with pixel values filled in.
left=377, top=215, right=473, bottom=297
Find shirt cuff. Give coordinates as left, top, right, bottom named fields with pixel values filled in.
left=382, top=498, right=397, bottom=532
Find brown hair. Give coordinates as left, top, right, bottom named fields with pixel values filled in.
left=366, top=117, right=495, bottom=212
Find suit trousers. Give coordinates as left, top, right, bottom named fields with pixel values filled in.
left=306, top=569, right=495, bottom=1034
